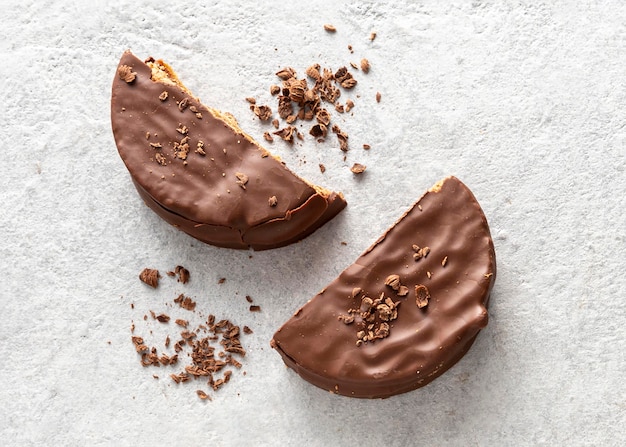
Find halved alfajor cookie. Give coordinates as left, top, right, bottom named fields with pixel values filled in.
left=111, top=51, right=346, bottom=250
left=271, top=176, right=496, bottom=398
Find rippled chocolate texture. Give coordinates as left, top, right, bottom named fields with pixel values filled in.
left=271, top=177, right=496, bottom=398
left=111, top=51, right=346, bottom=250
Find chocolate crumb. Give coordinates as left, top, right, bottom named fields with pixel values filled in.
left=263, top=132, right=274, bottom=142
left=176, top=319, right=189, bottom=327
left=270, top=85, right=281, bottom=95
left=156, top=314, right=170, bottom=323
left=159, top=91, right=168, bottom=101
left=360, top=58, right=370, bottom=73
left=370, top=31, right=377, bottom=41
left=268, top=196, right=278, bottom=207
left=218, top=278, right=226, bottom=284
left=245, top=295, right=254, bottom=303
left=155, top=153, right=167, bottom=166
left=243, top=326, right=253, bottom=334
left=252, top=105, right=272, bottom=121
left=384, top=274, right=401, bottom=291
left=345, top=99, right=355, bottom=112
left=235, top=172, right=249, bottom=190
left=376, top=92, right=382, bottom=103
left=249, top=305, right=261, bottom=312
left=442, top=256, right=448, bottom=267
left=245, top=97, right=256, bottom=104
left=118, top=65, right=137, bottom=83
left=139, top=268, right=160, bottom=288
left=323, top=24, right=337, bottom=33
left=178, top=97, right=189, bottom=112
left=350, top=163, right=366, bottom=174
left=174, top=265, right=190, bottom=284
left=276, top=67, right=296, bottom=80
left=197, top=390, right=211, bottom=400
left=363, top=144, right=371, bottom=150
left=174, top=294, right=196, bottom=311
left=415, top=284, right=431, bottom=308
left=319, top=163, right=326, bottom=173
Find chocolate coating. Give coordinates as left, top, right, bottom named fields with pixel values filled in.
left=271, top=177, right=496, bottom=398
left=111, top=51, right=346, bottom=250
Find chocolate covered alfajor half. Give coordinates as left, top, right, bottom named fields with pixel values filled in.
left=111, top=51, right=346, bottom=250
left=271, top=176, right=496, bottom=398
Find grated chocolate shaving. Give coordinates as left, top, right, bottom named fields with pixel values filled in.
left=139, top=268, right=160, bottom=288
left=118, top=65, right=137, bottom=83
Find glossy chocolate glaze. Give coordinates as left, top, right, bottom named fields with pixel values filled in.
left=111, top=51, right=346, bottom=250
left=271, top=177, right=496, bottom=398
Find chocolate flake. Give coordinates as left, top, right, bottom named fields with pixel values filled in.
left=174, top=265, right=190, bottom=284
left=139, top=268, right=160, bottom=288
left=174, top=294, right=196, bottom=311
left=350, top=163, right=366, bottom=174
left=415, top=284, right=431, bottom=308
left=370, top=31, right=377, bottom=41
left=233, top=172, right=248, bottom=190
left=118, top=65, right=137, bottom=83
left=252, top=105, right=272, bottom=121
left=263, top=132, right=274, bottom=142
left=363, top=144, right=371, bottom=150
left=276, top=67, right=296, bottom=80
left=176, top=123, right=189, bottom=135
left=245, top=97, right=256, bottom=104
left=360, top=58, right=370, bottom=73
left=384, top=274, right=401, bottom=291
left=149, top=142, right=162, bottom=149
left=156, top=314, right=170, bottom=323
left=178, top=97, right=189, bottom=112
left=319, top=163, right=326, bottom=173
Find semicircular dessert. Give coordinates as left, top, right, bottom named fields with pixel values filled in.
left=271, top=176, right=496, bottom=398
left=111, top=50, right=346, bottom=250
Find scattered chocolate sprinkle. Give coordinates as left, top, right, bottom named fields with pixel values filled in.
left=156, top=314, right=170, bottom=323
left=442, top=256, right=448, bottom=267
left=159, top=91, right=168, bottom=101
left=309, top=123, right=328, bottom=138
left=323, top=24, right=337, bottom=33
left=384, top=274, right=401, bottom=291
left=139, top=268, right=160, bottom=288
left=276, top=67, right=296, bottom=80
left=176, top=123, right=189, bottom=135
left=274, top=126, right=296, bottom=143
left=350, top=163, right=366, bottom=174
left=376, top=92, right=381, bottom=103
left=415, top=284, right=431, bottom=308
left=118, top=65, right=137, bottom=83
left=178, top=97, right=189, bottom=112
left=155, top=153, right=167, bottom=166
left=331, top=125, right=349, bottom=151
left=218, top=278, right=226, bottom=284
left=270, top=85, right=281, bottom=95
left=360, top=58, right=370, bottom=73
left=195, top=141, right=206, bottom=155
left=268, top=195, right=278, bottom=207
left=235, top=172, right=249, bottom=189
left=245, top=295, right=254, bottom=303
left=252, top=105, right=272, bottom=121
left=175, top=319, right=189, bottom=327
left=363, top=144, right=371, bottom=150
left=249, top=305, right=261, bottom=312
left=197, top=390, right=211, bottom=400
left=174, top=265, right=190, bottom=284
left=174, top=294, right=196, bottom=311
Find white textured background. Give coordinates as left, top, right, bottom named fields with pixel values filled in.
left=1, top=1, right=625, bottom=446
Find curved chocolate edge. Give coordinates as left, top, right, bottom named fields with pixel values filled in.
left=271, top=176, right=496, bottom=398
left=134, top=178, right=346, bottom=250
left=111, top=50, right=346, bottom=249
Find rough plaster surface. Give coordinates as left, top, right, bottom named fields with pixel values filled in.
left=1, top=1, right=625, bottom=446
